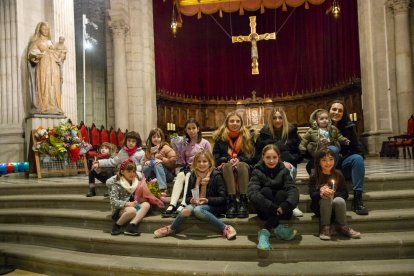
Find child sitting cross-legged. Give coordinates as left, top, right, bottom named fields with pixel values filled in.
left=154, top=150, right=237, bottom=240
left=108, top=159, right=163, bottom=236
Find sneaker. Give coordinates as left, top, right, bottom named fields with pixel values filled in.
left=124, top=223, right=140, bottom=236
left=257, top=229, right=271, bottom=258
left=274, top=224, right=297, bottom=241
left=154, top=225, right=175, bottom=238
left=319, top=225, right=331, bottom=240
left=337, top=225, right=361, bottom=239
left=292, top=207, right=303, bottom=217
left=223, top=225, right=237, bottom=240
left=111, top=223, right=122, bottom=235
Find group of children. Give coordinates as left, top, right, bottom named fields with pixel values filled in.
left=87, top=106, right=362, bottom=257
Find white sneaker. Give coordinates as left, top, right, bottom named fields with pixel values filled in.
left=293, top=207, right=303, bottom=217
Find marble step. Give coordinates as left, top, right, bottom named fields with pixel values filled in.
left=0, top=208, right=413, bottom=235
left=1, top=224, right=414, bottom=262
left=1, top=243, right=413, bottom=276
left=1, top=189, right=413, bottom=211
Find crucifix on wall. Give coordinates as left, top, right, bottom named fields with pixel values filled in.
left=232, top=16, right=276, bottom=75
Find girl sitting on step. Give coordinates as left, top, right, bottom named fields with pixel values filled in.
left=163, top=118, right=212, bottom=218
left=309, top=148, right=361, bottom=241
left=248, top=144, right=298, bottom=257
left=108, top=159, right=163, bottom=236
left=154, top=150, right=237, bottom=240
left=92, top=131, right=145, bottom=181
left=86, top=142, right=117, bottom=197
left=143, top=128, right=176, bottom=192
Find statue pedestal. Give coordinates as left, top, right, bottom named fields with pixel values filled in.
left=24, top=114, right=67, bottom=164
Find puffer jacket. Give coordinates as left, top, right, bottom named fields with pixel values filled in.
left=299, top=109, right=348, bottom=156
left=247, top=161, right=299, bottom=214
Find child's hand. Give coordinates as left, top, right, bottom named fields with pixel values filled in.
left=320, top=185, right=334, bottom=199
left=230, top=158, right=239, bottom=167
left=283, top=161, right=292, bottom=170
left=91, top=162, right=99, bottom=170
left=276, top=207, right=283, bottom=215
left=344, top=139, right=350, bottom=145
left=125, top=201, right=137, bottom=207
left=144, top=160, right=151, bottom=166
left=198, top=198, right=208, bottom=205
left=320, top=138, right=329, bottom=145
left=190, top=198, right=199, bottom=205
left=154, top=159, right=162, bottom=165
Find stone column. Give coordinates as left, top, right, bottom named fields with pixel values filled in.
left=108, top=15, right=129, bottom=131
left=0, top=0, right=25, bottom=161
left=388, top=0, right=414, bottom=133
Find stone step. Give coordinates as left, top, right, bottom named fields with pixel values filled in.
left=1, top=189, right=413, bottom=211
left=0, top=208, right=413, bottom=235
left=1, top=243, right=413, bottom=275
left=1, top=173, right=414, bottom=196
left=1, top=224, right=414, bottom=262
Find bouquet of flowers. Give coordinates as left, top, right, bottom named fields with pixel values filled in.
left=146, top=178, right=167, bottom=202
left=32, top=119, right=92, bottom=162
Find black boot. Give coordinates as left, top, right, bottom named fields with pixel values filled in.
left=111, top=223, right=122, bottom=235
left=226, top=195, right=238, bottom=219
left=353, top=191, right=368, bottom=215
left=124, top=223, right=140, bottom=236
left=86, top=186, right=96, bottom=197
left=237, top=194, right=249, bottom=218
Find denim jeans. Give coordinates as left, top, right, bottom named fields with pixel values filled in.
left=340, top=154, right=365, bottom=192
left=142, top=163, right=174, bottom=190
left=171, top=204, right=226, bottom=232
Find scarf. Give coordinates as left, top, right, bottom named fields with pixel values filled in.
left=119, top=176, right=139, bottom=194
left=134, top=177, right=164, bottom=208
left=226, top=129, right=242, bottom=158
left=97, top=152, right=110, bottom=159
left=195, top=169, right=212, bottom=198
left=124, top=146, right=138, bottom=157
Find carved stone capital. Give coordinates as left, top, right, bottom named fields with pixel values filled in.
left=108, top=19, right=129, bottom=37
left=387, top=0, right=411, bottom=14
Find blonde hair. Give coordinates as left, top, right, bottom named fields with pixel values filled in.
left=267, top=107, right=289, bottom=142
left=191, top=150, right=215, bottom=172
left=212, top=111, right=254, bottom=158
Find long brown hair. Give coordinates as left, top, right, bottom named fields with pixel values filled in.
left=212, top=111, right=254, bottom=157
left=145, top=128, right=169, bottom=154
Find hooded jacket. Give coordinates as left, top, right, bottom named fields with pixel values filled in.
left=299, top=109, right=348, bottom=156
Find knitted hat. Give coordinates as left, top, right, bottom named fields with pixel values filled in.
left=119, top=159, right=135, bottom=171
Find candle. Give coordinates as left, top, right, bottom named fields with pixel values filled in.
left=24, top=162, right=29, bottom=172
left=331, top=179, right=335, bottom=191
left=353, top=113, right=357, bottom=121
left=6, top=163, right=13, bottom=173
left=349, top=114, right=353, bottom=121
left=167, top=123, right=171, bottom=131
left=0, top=163, right=6, bottom=175
left=173, top=123, right=176, bottom=131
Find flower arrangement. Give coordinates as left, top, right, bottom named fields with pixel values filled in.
left=32, top=119, right=92, bottom=162
left=146, top=178, right=167, bottom=202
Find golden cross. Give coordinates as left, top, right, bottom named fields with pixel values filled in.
left=232, top=16, right=276, bottom=75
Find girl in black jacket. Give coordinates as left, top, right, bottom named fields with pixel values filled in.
left=254, top=106, right=303, bottom=217
left=154, top=150, right=237, bottom=240
left=248, top=144, right=298, bottom=257
left=213, top=111, right=255, bottom=219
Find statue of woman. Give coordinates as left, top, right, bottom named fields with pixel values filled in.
left=28, top=22, right=63, bottom=114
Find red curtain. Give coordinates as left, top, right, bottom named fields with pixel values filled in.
left=153, top=0, right=360, bottom=99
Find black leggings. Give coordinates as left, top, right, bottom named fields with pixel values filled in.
left=254, top=188, right=293, bottom=231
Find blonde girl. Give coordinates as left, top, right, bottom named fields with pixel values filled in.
left=163, top=118, right=212, bottom=217
left=212, top=111, right=254, bottom=218
left=154, top=150, right=237, bottom=239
